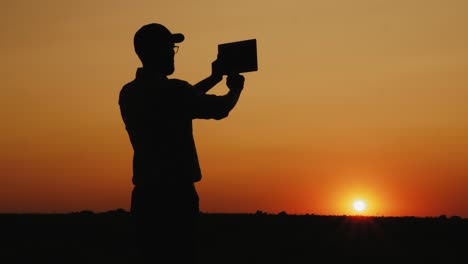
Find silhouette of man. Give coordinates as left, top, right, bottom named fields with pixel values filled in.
left=119, top=23, right=245, bottom=263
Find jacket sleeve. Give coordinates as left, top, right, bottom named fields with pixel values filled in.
left=189, top=90, right=242, bottom=120
left=169, top=79, right=242, bottom=120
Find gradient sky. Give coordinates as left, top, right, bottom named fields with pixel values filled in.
left=1, top=0, right=467, bottom=217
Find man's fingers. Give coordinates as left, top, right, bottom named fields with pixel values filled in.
left=227, top=74, right=245, bottom=91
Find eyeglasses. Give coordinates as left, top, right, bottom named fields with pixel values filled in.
left=173, top=46, right=179, bottom=54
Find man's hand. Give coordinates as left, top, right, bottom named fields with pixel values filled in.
left=211, top=59, right=223, bottom=82
left=226, top=74, right=245, bottom=93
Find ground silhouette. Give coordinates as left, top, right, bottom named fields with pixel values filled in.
left=2, top=210, right=467, bottom=263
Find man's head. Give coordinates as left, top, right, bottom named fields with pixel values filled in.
left=134, top=23, right=184, bottom=75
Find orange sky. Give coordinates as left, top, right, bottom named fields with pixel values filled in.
left=1, top=0, right=468, bottom=217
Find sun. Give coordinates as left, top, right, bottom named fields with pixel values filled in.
left=352, top=200, right=367, bottom=213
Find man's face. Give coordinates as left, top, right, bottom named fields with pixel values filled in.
left=143, top=42, right=176, bottom=75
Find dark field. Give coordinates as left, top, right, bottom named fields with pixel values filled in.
left=1, top=210, right=467, bottom=263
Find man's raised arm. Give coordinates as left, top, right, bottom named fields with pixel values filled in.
left=193, top=59, right=223, bottom=94
left=191, top=74, right=245, bottom=120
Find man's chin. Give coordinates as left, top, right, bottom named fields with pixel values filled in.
left=164, top=66, right=175, bottom=76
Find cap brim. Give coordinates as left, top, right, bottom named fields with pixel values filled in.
left=172, top=33, right=185, bottom=43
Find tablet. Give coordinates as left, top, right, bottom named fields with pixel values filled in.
left=218, top=39, right=258, bottom=74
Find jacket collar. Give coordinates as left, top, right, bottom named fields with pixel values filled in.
left=135, top=67, right=168, bottom=82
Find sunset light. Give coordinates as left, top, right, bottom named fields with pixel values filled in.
left=3, top=1, right=468, bottom=262
left=353, top=200, right=367, bottom=213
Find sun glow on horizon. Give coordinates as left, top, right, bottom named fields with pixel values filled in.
left=353, top=200, right=367, bottom=213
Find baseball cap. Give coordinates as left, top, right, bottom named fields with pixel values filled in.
left=134, top=23, right=185, bottom=55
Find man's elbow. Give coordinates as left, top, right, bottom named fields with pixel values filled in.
left=213, top=110, right=230, bottom=120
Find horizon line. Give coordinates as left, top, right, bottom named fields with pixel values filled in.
left=0, top=208, right=466, bottom=219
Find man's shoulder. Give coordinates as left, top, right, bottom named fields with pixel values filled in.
left=167, top=78, right=192, bottom=89
left=167, top=79, right=200, bottom=98
left=120, top=79, right=138, bottom=93
left=119, top=80, right=138, bottom=104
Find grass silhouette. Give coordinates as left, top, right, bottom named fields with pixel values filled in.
left=1, top=210, right=467, bottom=263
